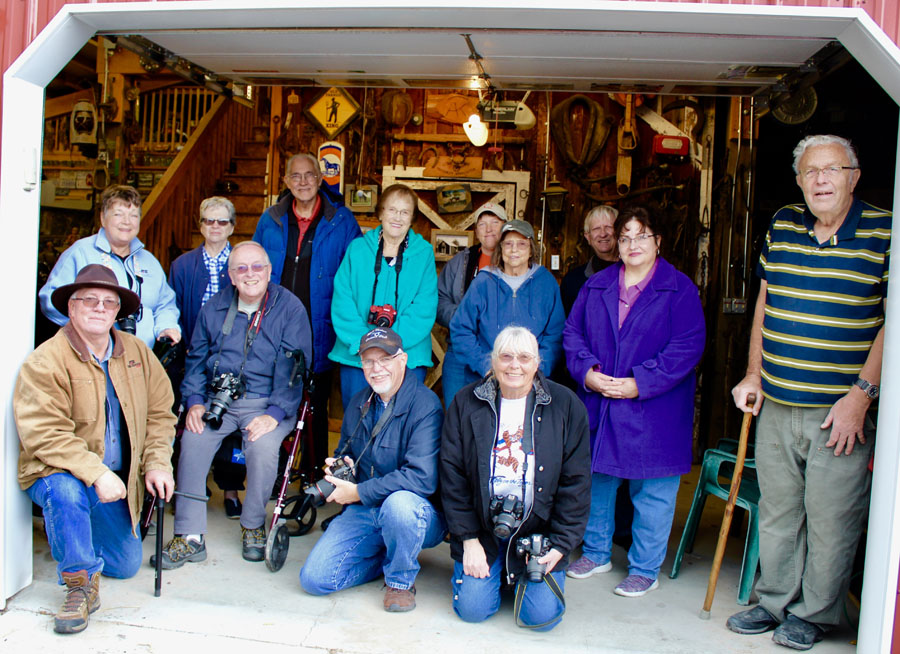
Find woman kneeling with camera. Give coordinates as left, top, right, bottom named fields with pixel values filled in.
left=440, top=325, right=590, bottom=630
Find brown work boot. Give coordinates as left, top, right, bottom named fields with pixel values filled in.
left=55, top=570, right=100, bottom=634
left=383, top=584, right=416, bottom=612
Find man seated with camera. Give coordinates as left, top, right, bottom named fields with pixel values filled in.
left=440, top=325, right=590, bottom=631
left=15, top=264, right=176, bottom=634
left=299, top=327, right=445, bottom=613
left=155, top=241, right=311, bottom=566
left=40, top=184, right=181, bottom=348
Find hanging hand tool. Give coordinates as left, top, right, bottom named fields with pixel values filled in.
left=616, top=94, right=638, bottom=195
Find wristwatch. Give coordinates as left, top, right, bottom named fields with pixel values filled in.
left=854, top=377, right=880, bottom=399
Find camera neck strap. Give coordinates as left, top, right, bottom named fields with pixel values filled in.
left=211, top=288, right=269, bottom=382
left=335, top=392, right=395, bottom=468
left=513, top=572, right=565, bottom=629
left=370, top=234, right=408, bottom=309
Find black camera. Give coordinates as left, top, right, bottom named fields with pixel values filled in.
left=116, top=313, right=138, bottom=334
left=303, top=458, right=357, bottom=507
left=202, top=373, right=245, bottom=430
left=153, top=335, right=181, bottom=369
left=367, top=304, right=397, bottom=328
left=489, top=494, right=524, bottom=539
left=516, top=533, right=553, bottom=583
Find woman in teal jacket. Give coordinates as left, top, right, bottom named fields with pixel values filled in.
left=329, top=184, right=437, bottom=408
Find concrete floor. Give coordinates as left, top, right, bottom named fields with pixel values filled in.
left=1, top=470, right=860, bottom=654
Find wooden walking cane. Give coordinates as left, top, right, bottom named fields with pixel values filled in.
left=699, top=393, right=757, bottom=619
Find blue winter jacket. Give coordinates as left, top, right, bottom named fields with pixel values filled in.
left=329, top=226, right=437, bottom=369
left=449, top=265, right=565, bottom=378
left=252, top=188, right=361, bottom=373
left=337, top=371, right=443, bottom=507
left=168, top=245, right=230, bottom=348
left=181, top=282, right=312, bottom=423
left=39, top=229, right=180, bottom=348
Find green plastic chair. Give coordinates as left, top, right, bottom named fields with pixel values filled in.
left=669, top=447, right=761, bottom=605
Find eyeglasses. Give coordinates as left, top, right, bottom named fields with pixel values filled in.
left=287, top=172, right=319, bottom=184
left=71, top=296, right=121, bottom=311
left=501, top=240, right=531, bottom=251
left=801, top=166, right=858, bottom=180
left=360, top=352, right=403, bottom=370
left=617, top=234, right=656, bottom=247
left=230, top=263, right=269, bottom=275
left=497, top=353, right=536, bottom=366
left=201, top=218, right=232, bottom=226
left=383, top=207, right=413, bottom=219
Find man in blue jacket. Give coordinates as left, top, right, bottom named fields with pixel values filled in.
left=253, top=153, right=361, bottom=470
left=154, top=242, right=312, bottom=566
left=300, top=327, right=445, bottom=613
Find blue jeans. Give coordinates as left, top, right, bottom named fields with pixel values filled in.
left=451, top=554, right=566, bottom=631
left=582, top=473, right=680, bottom=579
left=340, top=365, right=428, bottom=411
left=27, top=472, right=142, bottom=583
left=300, top=490, right=445, bottom=593
left=441, top=348, right=480, bottom=407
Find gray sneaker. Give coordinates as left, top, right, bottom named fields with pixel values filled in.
left=242, top=525, right=266, bottom=562
left=150, top=536, right=206, bottom=569
left=566, top=555, right=612, bottom=579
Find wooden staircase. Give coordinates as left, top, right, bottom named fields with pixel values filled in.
left=190, top=139, right=270, bottom=249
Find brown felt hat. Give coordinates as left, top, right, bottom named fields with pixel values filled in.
left=50, top=264, right=140, bottom=319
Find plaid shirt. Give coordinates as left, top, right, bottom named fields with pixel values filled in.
left=201, top=243, right=231, bottom=306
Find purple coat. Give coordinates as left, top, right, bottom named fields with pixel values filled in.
left=563, top=258, right=705, bottom=479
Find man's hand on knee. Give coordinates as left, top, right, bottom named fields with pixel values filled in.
left=245, top=414, right=277, bottom=442
left=94, top=470, right=127, bottom=502
left=145, top=469, right=175, bottom=501
left=185, top=404, right=206, bottom=435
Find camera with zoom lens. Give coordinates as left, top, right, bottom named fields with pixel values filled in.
left=489, top=494, right=524, bottom=539
left=202, top=372, right=245, bottom=430
left=116, top=313, right=138, bottom=335
left=304, top=458, right=357, bottom=507
left=516, top=533, right=553, bottom=583
left=367, top=304, right=397, bottom=328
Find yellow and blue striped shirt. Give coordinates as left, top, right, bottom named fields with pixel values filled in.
left=758, top=199, right=891, bottom=407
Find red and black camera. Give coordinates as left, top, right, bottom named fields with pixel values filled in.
left=367, top=304, right=397, bottom=328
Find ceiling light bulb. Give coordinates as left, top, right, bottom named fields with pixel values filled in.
left=463, top=113, right=488, bottom=147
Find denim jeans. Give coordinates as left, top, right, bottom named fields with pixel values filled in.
left=340, top=365, right=427, bottom=411
left=174, top=397, right=296, bottom=533
left=451, top=554, right=566, bottom=631
left=754, top=400, right=874, bottom=626
left=441, top=348, right=479, bottom=407
left=582, top=472, right=680, bottom=579
left=27, top=472, right=142, bottom=583
left=300, top=490, right=445, bottom=593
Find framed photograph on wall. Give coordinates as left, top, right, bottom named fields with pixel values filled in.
left=432, top=229, right=474, bottom=262
left=345, top=184, right=378, bottom=213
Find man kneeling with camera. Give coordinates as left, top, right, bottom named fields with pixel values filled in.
left=299, top=327, right=445, bottom=612
left=156, top=241, right=311, bottom=567
left=440, top=326, right=590, bottom=630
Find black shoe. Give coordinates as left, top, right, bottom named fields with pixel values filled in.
left=150, top=536, right=207, bottom=569
left=320, top=513, right=337, bottom=532
left=726, top=605, right=779, bottom=635
left=224, top=497, right=242, bottom=520
left=241, top=525, right=266, bottom=561
left=772, top=615, right=825, bottom=651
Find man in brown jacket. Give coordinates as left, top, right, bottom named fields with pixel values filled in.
left=15, top=264, right=176, bottom=634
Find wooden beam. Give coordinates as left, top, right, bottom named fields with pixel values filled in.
left=44, top=89, right=95, bottom=119
left=392, top=132, right=527, bottom=144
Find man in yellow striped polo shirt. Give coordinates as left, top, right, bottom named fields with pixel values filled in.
left=727, top=135, right=890, bottom=651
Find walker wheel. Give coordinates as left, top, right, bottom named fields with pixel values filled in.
left=265, top=523, right=290, bottom=572
left=281, top=495, right=317, bottom=536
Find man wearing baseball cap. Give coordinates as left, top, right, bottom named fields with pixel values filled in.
left=14, top=264, right=176, bottom=634
left=437, top=202, right=508, bottom=405
left=300, top=327, right=445, bottom=613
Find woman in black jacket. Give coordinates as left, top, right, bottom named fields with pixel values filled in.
left=440, top=325, right=590, bottom=631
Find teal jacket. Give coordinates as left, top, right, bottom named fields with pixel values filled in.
left=329, top=226, right=437, bottom=368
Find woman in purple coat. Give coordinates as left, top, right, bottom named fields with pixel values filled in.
left=562, top=205, right=705, bottom=598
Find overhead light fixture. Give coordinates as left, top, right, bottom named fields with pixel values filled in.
left=463, top=113, right=488, bottom=146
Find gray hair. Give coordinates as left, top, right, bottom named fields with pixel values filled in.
left=285, top=153, right=322, bottom=178
left=228, top=241, right=270, bottom=268
left=490, top=325, right=540, bottom=368
left=583, top=205, right=618, bottom=233
left=792, top=135, right=859, bottom=174
left=199, top=196, right=236, bottom=224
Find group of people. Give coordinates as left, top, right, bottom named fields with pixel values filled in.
left=14, top=135, right=885, bottom=651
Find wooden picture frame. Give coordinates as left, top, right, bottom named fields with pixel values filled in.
left=345, top=184, right=378, bottom=213
left=431, top=229, right=474, bottom=262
